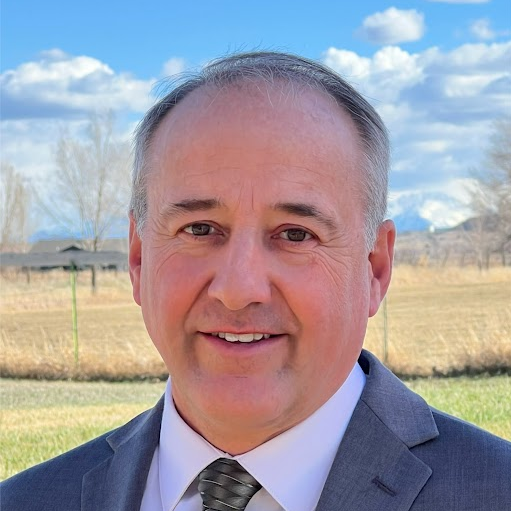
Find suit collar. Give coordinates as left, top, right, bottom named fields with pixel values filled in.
left=317, top=350, right=437, bottom=511
left=81, top=397, right=164, bottom=511
left=357, top=350, right=438, bottom=448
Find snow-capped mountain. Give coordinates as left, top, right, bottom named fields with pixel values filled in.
left=388, top=191, right=471, bottom=233
left=29, top=192, right=472, bottom=242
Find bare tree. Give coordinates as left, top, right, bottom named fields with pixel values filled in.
left=0, top=162, right=31, bottom=251
left=467, top=118, right=511, bottom=267
left=486, top=118, right=511, bottom=264
left=41, top=111, right=131, bottom=289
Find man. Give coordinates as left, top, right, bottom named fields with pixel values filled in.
left=2, top=52, right=510, bottom=511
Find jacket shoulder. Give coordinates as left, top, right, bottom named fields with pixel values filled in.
left=0, top=406, right=158, bottom=511
left=358, top=351, right=511, bottom=509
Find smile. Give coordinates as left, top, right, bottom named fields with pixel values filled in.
left=209, top=332, right=272, bottom=343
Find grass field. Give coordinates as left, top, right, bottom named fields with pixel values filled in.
left=366, top=266, right=511, bottom=376
left=1, top=266, right=510, bottom=480
left=1, top=266, right=510, bottom=379
left=0, top=270, right=165, bottom=379
left=1, top=375, right=509, bottom=480
left=0, top=379, right=165, bottom=480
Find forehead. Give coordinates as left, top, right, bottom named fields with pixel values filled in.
left=147, top=80, right=363, bottom=202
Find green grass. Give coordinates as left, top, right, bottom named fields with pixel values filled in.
left=406, top=375, right=511, bottom=439
left=0, top=379, right=166, bottom=480
left=2, top=375, right=510, bottom=481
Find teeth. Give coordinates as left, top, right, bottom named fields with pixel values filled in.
left=225, top=333, right=242, bottom=342
left=210, top=332, right=272, bottom=343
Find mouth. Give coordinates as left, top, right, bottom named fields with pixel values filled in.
left=203, top=332, right=277, bottom=344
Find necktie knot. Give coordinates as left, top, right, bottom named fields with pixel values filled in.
left=198, top=458, right=262, bottom=511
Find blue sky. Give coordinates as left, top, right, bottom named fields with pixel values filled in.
left=1, top=0, right=510, bottom=228
left=3, top=0, right=510, bottom=74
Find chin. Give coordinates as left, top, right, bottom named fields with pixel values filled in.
left=196, top=377, right=293, bottom=428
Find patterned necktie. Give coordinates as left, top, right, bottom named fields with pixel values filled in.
left=198, top=458, right=262, bottom=511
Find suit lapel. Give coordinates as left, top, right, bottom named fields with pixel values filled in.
left=81, top=397, right=164, bottom=511
left=317, top=351, right=438, bottom=511
left=316, top=400, right=432, bottom=511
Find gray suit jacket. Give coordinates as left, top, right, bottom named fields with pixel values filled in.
left=2, top=350, right=510, bottom=510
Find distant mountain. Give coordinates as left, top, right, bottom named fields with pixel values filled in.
left=388, top=191, right=471, bottom=233
left=453, top=214, right=500, bottom=232
left=29, top=228, right=80, bottom=243
left=391, top=212, right=432, bottom=233
left=29, top=193, right=472, bottom=240
left=29, top=217, right=129, bottom=243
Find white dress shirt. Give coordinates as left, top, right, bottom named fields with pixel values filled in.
left=140, top=362, right=365, bottom=511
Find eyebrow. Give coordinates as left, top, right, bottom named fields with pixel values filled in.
left=161, top=198, right=337, bottom=233
left=273, top=202, right=337, bottom=233
left=161, top=198, right=224, bottom=219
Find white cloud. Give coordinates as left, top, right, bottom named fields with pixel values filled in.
left=38, top=48, right=69, bottom=60
left=0, top=116, right=130, bottom=183
left=0, top=116, right=135, bottom=236
left=426, top=41, right=511, bottom=71
left=357, top=7, right=425, bottom=45
left=470, top=19, right=496, bottom=41
left=419, top=198, right=471, bottom=228
left=2, top=43, right=510, bottom=232
left=411, top=140, right=452, bottom=153
left=442, top=73, right=501, bottom=97
left=324, top=40, right=511, bottom=200
left=0, top=49, right=155, bottom=120
left=162, top=57, right=186, bottom=77
left=0, top=50, right=187, bottom=226
left=0, top=49, right=161, bottom=222
left=324, top=46, right=425, bottom=102
left=469, top=18, right=511, bottom=41
left=325, top=41, right=511, bottom=118
left=0, top=119, right=59, bottom=181
left=388, top=178, right=474, bottom=228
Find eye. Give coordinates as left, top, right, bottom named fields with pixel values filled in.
left=279, top=229, right=312, bottom=242
left=183, top=223, right=218, bottom=236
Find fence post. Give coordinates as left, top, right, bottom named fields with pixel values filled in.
left=383, top=296, right=388, bottom=364
left=70, top=262, right=79, bottom=367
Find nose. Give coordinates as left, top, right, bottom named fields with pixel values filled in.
left=208, top=231, right=272, bottom=310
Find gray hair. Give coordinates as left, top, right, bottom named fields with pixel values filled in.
left=131, top=51, right=389, bottom=250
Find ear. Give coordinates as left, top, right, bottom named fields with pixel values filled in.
left=368, top=219, right=396, bottom=317
left=128, top=213, right=142, bottom=306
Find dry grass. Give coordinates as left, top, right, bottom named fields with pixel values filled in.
left=365, top=266, right=511, bottom=376
left=1, top=266, right=510, bottom=379
left=0, top=270, right=165, bottom=380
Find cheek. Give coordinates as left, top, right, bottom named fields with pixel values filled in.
left=290, top=255, right=370, bottom=338
left=308, top=253, right=366, bottom=301
left=140, top=250, right=211, bottom=330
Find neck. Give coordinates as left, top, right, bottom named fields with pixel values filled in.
left=174, top=403, right=294, bottom=455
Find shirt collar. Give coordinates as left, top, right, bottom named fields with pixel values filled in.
left=159, top=362, right=365, bottom=511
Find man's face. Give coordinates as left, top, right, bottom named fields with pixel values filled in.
left=129, top=82, right=394, bottom=453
